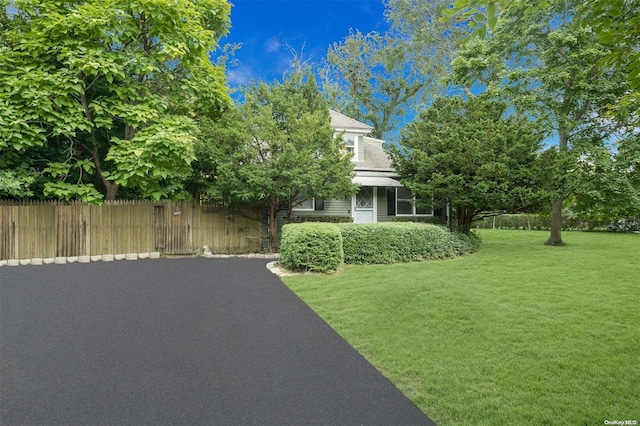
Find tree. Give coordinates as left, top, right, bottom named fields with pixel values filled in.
left=390, top=96, right=545, bottom=234
left=0, top=0, right=231, bottom=201
left=617, top=134, right=640, bottom=193
left=445, top=0, right=640, bottom=90
left=192, top=72, right=357, bottom=253
left=445, top=0, right=640, bottom=131
left=569, top=136, right=640, bottom=225
left=319, top=0, right=467, bottom=139
left=321, top=30, right=428, bottom=140
left=452, top=0, right=631, bottom=244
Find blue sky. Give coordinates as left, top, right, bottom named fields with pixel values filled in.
left=221, top=0, right=389, bottom=86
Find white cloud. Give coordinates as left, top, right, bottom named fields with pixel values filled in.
left=264, top=37, right=281, bottom=53
left=227, top=66, right=254, bottom=86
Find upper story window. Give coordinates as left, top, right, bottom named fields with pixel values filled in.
left=341, top=134, right=359, bottom=161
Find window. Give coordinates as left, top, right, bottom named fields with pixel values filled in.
left=344, top=136, right=355, bottom=154
left=395, top=187, right=430, bottom=216
left=341, top=134, right=358, bottom=161
left=295, top=198, right=314, bottom=211
left=293, top=198, right=325, bottom=211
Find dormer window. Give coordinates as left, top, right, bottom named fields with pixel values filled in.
left=342, top=134, right=358, bottom=161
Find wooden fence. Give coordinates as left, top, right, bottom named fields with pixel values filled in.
left=0, top=200, right=263, bottom=260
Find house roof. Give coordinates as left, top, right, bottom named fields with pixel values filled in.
left=329, top=110, right=373, bottom=132
left=355, top=140, right=395, bottom=172
left=329, top=110, right=395, bottom=173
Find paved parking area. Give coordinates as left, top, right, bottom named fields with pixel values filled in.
left=0, top=258, right=434, bottom=425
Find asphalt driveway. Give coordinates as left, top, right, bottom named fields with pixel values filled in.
left=0, top=258, right=434, bottom=425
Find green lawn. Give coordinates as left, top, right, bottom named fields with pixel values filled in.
left=282, top=230, right=640, bottom=425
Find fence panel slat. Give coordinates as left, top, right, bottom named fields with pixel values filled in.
left=1, top=200, right=263, bottom=259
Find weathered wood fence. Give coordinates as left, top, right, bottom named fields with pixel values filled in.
left=0, top=200, right=263, bottom=260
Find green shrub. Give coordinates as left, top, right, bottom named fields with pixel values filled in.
left=279, top=223, right=344, bottom=273
left=391, top=216, right=447, bottom=225
left=607, top=217, right=640, bottom=233
left=474, top=213, right=611, bottom=231
left=289, top=215, right=353, bottom=223
left=337, top=222, right=477, bottom=264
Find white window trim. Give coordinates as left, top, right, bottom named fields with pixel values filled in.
left=336, top=132, right=359, bottom=162
left=395, top=188, right=432, bottom=216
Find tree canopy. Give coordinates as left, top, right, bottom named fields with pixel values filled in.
left=569, top=137, right=640, bottom=225
left=191, top=71, right=357, bottom=252
left=446, top=0, right=640, bottom=88
left=452, top=0, right=633, bottom=244
left=319, top=0, right=466, bottom=140
left=0, top=0, right=231, bottom=201
left=390, top=96, right=545, bottom=234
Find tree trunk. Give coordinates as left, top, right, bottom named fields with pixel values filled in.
left=87, top=144, right=120, bottom=200
left=96, top=166, right=119, bottom=201
left=545, top=131, right=569, bottom=246
left=104, top=181, right=119, bottom=201
left=545, top=197, right=564, bottom=245
left=456, top=206, right=473, bottom=234
left=268, top=196, right=278, bottom=253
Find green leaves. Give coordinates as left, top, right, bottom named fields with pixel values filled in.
left=105, top=115, right=197, bottom=200
left=486, top=3, right=497, bottom=29
left=193, top=70, right=356, bottom=230
left=1, top=0, right=231, bottom=201
left=391, top=96, right=545, bottom=233
left=569, top=139, right=640, bottom=222
left=0, top=167, right=36, bottom=198
left=323, top=0, right=466, bottom=139
left=448, top=0, right=640, bottom=89
left=43, top=181, right=104, bottom=203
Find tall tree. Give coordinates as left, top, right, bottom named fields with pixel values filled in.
left=0, top=0, right=231, bottom=201
left=569, top=135, right=640, bottom=225
left=445, top=0, right=640, bottom=91
left=321, top=30, right=427, bottom=140
left=319, top=0, right=467, bottom=139
left=452, top=0, right=630, bottom=245
left=390, top=96, right=545, bottom=234
left=192, top=72, right=357, bottom=253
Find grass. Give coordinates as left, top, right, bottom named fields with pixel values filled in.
left=282, top=230, right=640, bottom=425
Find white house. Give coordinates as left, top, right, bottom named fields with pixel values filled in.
left=291, top=110, right=441, bottom=224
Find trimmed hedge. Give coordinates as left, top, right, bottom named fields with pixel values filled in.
left=279, top=223, right=344, bottom=273
left=391, top=216, right=448, bottom=225
left=474, top=214, right=611, bottom=231
left=337, top=222, right=478, bottom=264
left=289, top=215, right=353, bottom=223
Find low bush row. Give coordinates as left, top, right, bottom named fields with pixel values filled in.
left=473, top=213, right=639, bottom=232
left=279, top=222, right=478, bottom=273
left=391, top=216, right=448, bottom=225
left=338, top=223, right=478, bottom=264
left=607, top=218, right=640, bottom=233
left=279, top=223, right=344, bottom=273
left=289, top=215, right=353, bottom=223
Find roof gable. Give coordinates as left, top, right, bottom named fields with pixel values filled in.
left=329, top=110, right=373, bottom=132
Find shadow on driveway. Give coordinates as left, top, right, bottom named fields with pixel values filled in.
left=1, top=258, right=434, bottom=425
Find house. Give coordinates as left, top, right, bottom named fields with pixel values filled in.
left=290, top=110, right=444, bottom=224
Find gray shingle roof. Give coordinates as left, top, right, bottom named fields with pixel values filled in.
left=329, top=110, right=373, bottom=132
left=355, top=141, right=394, bottom=171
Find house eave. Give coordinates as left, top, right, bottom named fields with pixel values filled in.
left=354, top=166, right=397, bottom=173
left=354, top=169, right=399, bottom=179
